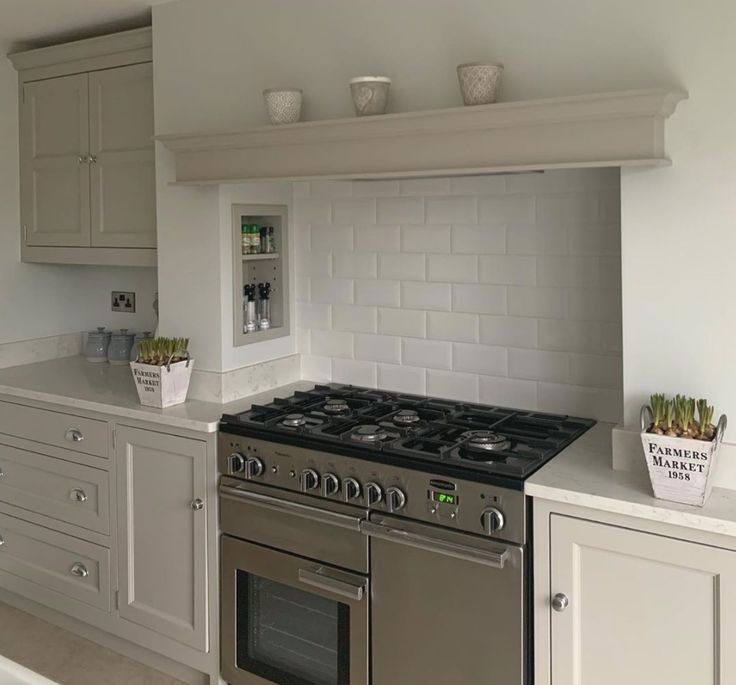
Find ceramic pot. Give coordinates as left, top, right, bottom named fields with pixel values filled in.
left=349, top=76, right=391, bottom=116
left=131, top=356, right=195, bottom=408
left=456, top=63, right=503, bottom=106
left=84, top=327, right=111, bottom=363
left=108, top=329, right=135, bottom=365
left=263, top=88, right=303, bottom=125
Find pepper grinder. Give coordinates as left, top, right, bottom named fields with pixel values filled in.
left=244, top=284, right=257, bottom=333
left=258, top=282, right=271, bottom=330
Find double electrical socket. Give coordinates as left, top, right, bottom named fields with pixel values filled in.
left=111, top=291, right=136, bottom=313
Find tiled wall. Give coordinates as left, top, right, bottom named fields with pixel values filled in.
left=294, top=169, right=623, bottom=422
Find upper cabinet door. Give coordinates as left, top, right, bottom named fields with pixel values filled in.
left=550, top=514, right=736, bottom=685
left=20, top=73, right=91, bottom=247
left=89, top=63, right=156, bottom=248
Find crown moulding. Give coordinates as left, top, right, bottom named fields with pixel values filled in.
left=156, top=87, right=688, bottom=185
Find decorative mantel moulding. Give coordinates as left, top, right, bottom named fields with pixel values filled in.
left=156, top=88, right=688, bottom=184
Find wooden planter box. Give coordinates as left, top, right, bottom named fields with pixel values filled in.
left=130, top=358, right=194, bottom=408
left=640, top=407, right=727, bottom=507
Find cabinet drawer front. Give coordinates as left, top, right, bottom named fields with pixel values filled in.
left=0, top=512, right=110, bottom=611
left=0, top=401, right=108, bottom=458
left=0, top=442, right=109, bottom=534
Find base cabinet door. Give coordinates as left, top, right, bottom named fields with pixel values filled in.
left=550, top=514, right=736, bottom=685
left=116, top=426, right=208, bottom=651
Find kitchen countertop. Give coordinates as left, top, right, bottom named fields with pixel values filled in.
left=0, top=356, right=314, bottom=433
left=526, top=422, right=736, bottom=539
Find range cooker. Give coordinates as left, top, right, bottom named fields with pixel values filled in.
left=218, top=384, right=593, bottom=685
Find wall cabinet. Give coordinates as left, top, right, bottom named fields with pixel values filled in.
left=537, top=507, right=736, bottom=685
left=115, top=425, right=209, bottom=651
left=12, top=28, right=157, bottom=266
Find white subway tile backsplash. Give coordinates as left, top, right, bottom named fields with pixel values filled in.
left=310, top=330, right=354, bottom=359
left=401, top=225, right=450, bottom=253
left=427, top=369, right=479, bottom=402
left=536, top=256, right=598, bottom=287
left=311, top=224, right=353, bottom=251
left=293, top=181, right=311, bottom=199
left=377, top=197, right=424, bottom=224
left=427, top=312, right=479, bottom=343
left=355, top=333, right=401, bottom=364
left=568, top=227, right=620, bottom=256
left=332, top=198, right=376, bottom=224
left=297, top=302, right=331, bottom=330
left=450, top=175, right=506, bottom=195
left=599, top=188, right=622, bottom=222
left=355, top=225, right=400, bottom=252
left=332, top=305, right=377, bottom=333
left=378, top=253, right=425, bottom=280
left=378, top=308, right=426, bottom=338
left=538, top=319, right=602, bottom=353
left=402, top=281, right=452, bottom=311
left=400, top=178, right=450, bottom=196
left=377, top=363, right=426, bottom=394
left=453, top=343, right=508, bottom=376
left=479, top=195, right=535, bottom=225
left=479, top=376, right=538, bottom=409
left=301, top=355, right=332, bottom=381
left=425, top=196, right=477, bottom=224
left=598, top=256, right=622, bottom=289
left=569, top=353, right=623, bottom=389
left=332, top=358, right=378, bottom=386
left=451, top=226, right=505, bottom=255
left=509, top=348, right=569, bottom=383
left=296, top=251, right=331, bottom=278
left=296, top=327, right=310, bottom=354
left=568, top=288, right=621, bottom=322
left=507, top=226, right=566, bottom=255
left=294, top=198, right=331, bottom=224
left=536, top=193, right=600, bottom=226
left=333, top=252, right=377, bottom=279
left=538, top=383, right=623, bottom=423
left=602, top=322, right=623, bottom=353
left=309, top=180, right=353, bottom=198
left=311, top=278, right=354, bottom=304
left=508, top=287, right=566, bottom=318
left=355, top=279, right=401, bottom=307
left=402, top=338, right=452, bottom=369
left=452, top=284, right=506, bottom=315
left=480, top=316, right=538, bottom=348
left=353, top=180, right=401, bottom=197
left=479, top=255, right=536, bottom=285
left=295, top=276, right=310, bottom=302
left=427, top=255, right=478, bottom=283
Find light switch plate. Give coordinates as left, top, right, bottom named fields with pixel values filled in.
left=111, top=291, right=136, bottom=313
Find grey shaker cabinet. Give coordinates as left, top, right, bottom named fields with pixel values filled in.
left=115, top=425, right=209, bottom=651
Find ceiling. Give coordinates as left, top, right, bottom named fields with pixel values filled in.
left=0, top=0, right=167, bottom=53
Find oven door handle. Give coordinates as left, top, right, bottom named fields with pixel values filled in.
left=298, top=567, right=366, bottom=602
left=361, top=520, right=510, bottom=569
left=220, top=484, right=363, bottom=531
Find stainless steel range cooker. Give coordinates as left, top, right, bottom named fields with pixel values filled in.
left=218, top=384, right=594, bottom=685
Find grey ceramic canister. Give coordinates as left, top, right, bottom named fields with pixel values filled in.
left=108, top=329, right=135, bottom=365
left=349, top=76, right=391, bottom=116
left=85, top=327, right=111, bottom=363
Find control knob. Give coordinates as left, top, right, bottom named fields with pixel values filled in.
left=342, top=477, right=362, bottom=502
left=321, top=473, right=340, bottom=497
left=228, top=452, right=245, bottom=474
left=243, top=456, right=264, bottom=479
left=480, top=507, right=505, bottom=535
left=364, top=482, right=383, bottom=507
left=300, top=469, right=320, bottom=492
left=385, top=486, right=407, bottom=513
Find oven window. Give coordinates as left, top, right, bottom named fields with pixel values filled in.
left=236, top=571, right=350, bottom=685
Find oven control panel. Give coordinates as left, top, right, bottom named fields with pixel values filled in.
left=219, top=432, right=526, bottom=544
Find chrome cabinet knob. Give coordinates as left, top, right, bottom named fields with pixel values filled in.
left=78, top=155, right=88, bottom=164
left=70, top=562, right=89, bottom=579
left=342, top=477, right=361, bottom=502
left=89, top=155, right=97, bottom=164
left=321, top=473, right=340, bottom=497
left=228, top=453, right=245, bottom=474
left=0, top=467, right=4, bottom=478
left=364, top=482, right=383, bottom=507
left=190, top=499, right=204, bottom=511
left=65, top=429, right=84, bottom=443
left=552, top=593, right=569, bottom=612
left=0, top=534, right=4, bottom=547
left=70, top=488, right=88, bottom=503
left=480, top=507, right=505, bottom=535
left=385, top=486, right=407, bottom=512
left=243, top=456, right=264, bottom=479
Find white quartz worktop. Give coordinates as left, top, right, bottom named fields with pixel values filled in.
left=0, top=356, right=314, bottom=433
left=527, top=422, right=736, bottom=539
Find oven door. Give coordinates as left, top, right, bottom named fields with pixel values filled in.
left=221, top=534, right=368, bottom=685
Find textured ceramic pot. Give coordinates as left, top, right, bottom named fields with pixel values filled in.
left=456, top=63, right=503, bottom=106
left=263, top=88, right=303, bottom=124
left=84, top=327, right=111, bottom=363
left=108, top=329, right=135, bottom=365
left=349, top=76, right=391, bottom=116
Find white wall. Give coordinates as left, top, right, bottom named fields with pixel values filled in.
left=152, top=0, right=736, bottom=426
left=0, top=52, right=158, bottom=345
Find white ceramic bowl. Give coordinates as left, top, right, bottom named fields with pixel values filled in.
left=349, top=76, right=391, bottom=116
left=263, top=88, right=303, bottom=125
left=456, top=63, right=503, bottom=106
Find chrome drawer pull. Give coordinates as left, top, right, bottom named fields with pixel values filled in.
left=298, top=567, right=366, bottom=601
left=70, top=488, right=88, bottom=503
left=70, top=562, right=89, bottom=579
left=65, top=429, right=84, bottom=443
left=190, top=499, right=204, bottom=511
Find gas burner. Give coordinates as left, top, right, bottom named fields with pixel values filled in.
left=462, top=430, right=511, bottom=452
left=351, top=424, right=389, bottom=443
left=282, top=413, right=307, bottom=428
left=393, top=409, right=421, bottom=425
left=323, top=398, right=350, bottom=414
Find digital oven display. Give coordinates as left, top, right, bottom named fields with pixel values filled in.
left=430, top=491, right=459, bottom=505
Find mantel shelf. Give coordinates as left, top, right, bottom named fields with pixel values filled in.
left=156, top=88, right=688, bottom=185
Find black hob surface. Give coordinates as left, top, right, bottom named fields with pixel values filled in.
left=221, top=384, right=595, bottom=483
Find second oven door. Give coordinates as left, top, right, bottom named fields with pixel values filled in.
left=366, top=514, right=526, bottom=685
left=221, top=535, right=368, bottom=685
